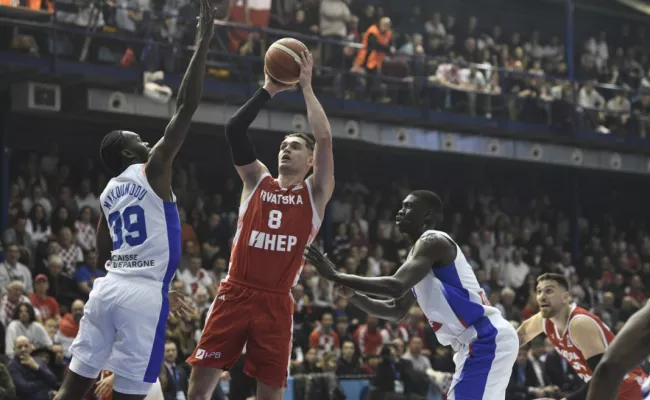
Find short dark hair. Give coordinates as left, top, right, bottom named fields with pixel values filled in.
left=284, top=133, right=315, bottom=152
left=537, top=273, right=570, bottom=291
left=411, top=190, right=443, bottom=214
left=100, top=130, right=126, bottom=176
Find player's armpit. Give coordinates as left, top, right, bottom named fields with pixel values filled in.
left=568, top=316, right=607, bottom=359
left=517, top=312, right=543, bottom=347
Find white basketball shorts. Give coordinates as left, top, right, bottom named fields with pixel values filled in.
left=69, top=273, right=170, bottom=394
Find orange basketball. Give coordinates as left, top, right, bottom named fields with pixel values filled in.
left=265, top=38, right=308, bottom=85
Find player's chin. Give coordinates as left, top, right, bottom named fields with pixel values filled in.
left=539, top=308, right=552, bottom=318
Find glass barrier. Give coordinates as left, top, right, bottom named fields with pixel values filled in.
left=0, top=0, right=648, bottom=140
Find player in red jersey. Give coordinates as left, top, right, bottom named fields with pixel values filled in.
left=517, top=273, right=645, bottom=400
left=186, top=51, right=334, bottom=400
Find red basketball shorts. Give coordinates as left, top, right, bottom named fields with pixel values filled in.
left=187, top=280, right=294, bottom=388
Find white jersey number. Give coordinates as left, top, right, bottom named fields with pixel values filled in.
left=268, top=210, right=283, bottom=229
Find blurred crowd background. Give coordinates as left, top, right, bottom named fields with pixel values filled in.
left=2, top=0, right=650, bottom=399
left=1, top=0, right=650, bottom=136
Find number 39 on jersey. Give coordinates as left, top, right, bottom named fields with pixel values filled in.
left=247, top=209, right=298, bottom=252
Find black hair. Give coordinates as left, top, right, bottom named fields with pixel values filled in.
left=13, top=302, right=36, bottom=324
left=537, top=272, right=570, bottom=291
left=284, top=133, right=316, bottom=152
left=100, top=130, right=126, bottom=176
left=28, top=204, right=48, bottom=233
left=411, top=190, right=443, bottom=215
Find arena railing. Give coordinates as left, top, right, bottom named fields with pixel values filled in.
left=1, top=1, right=649, bottom=147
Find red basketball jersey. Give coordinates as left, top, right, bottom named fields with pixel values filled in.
left=544, top=305, right=645, bottom=391
left=225, top=174, right=320, bottom=292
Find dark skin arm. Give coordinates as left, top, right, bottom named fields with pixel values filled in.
left=344, top=287, right=417, bottom=323
left=145, top=0, right=217, bottom=200
left=96, top=215, right=112, bottom=267
left=304, top=232, right=456, bottom=299
left=586, top=300, right=650, bottom=400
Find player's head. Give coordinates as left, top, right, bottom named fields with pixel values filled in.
left=278, top=133, right=315, bottom=177
left=396, top=190, right=442, bottom=233
left=536, top=273, right=571, bottom=318
left=100, top=130, right=151, bottom=176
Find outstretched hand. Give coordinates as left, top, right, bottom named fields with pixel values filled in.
left=297, top=50, right=313, bottom=90
left=197, top=0, right=218, bottom=36
left=169, top=290, right=195, bottom=319
left=304, top=245, right=337, bottom=279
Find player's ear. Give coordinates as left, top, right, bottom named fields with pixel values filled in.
left=121, top=148, right=135, bottom=160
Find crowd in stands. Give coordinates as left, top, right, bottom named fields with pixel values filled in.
left=0, top=141, right=648, bottom=400
left=1, top=0, right=650, bottom=136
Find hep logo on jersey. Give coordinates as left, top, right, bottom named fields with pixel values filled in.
left=195, top=349, right=221, bottom=360
left=248, top=230, right=298, bottom=252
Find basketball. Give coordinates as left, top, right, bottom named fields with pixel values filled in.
left=264, top=38, right=308, bottom=85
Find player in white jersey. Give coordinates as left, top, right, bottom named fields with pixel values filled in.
left=587, top=297, right=650, bottom=400
left=305, top=190, right=518, bottom=400
left=54, top=2, right=216, bottom=400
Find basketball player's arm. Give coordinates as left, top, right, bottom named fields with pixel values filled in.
left=587, top=302, right=650, bottom=400
left=306, top=233, right=453, bottom=298
left=96, top=215, right=112, bottom=268
left=300, top=52, right=334, bottom=214
left=348, top=291, right=417, bottom=323
left=516, top=312, right=543, bottom=347
left=146, top=1, right=215, bottom=190
left=565, top=317, right=608, bottom=400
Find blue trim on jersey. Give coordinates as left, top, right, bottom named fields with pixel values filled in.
left=144, top=201, right=181, bottom=382
left=452, top=317, right=498, bottom=399
left=433, top=263, right=485, bottom=327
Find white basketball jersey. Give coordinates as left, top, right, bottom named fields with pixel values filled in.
left=99, top=164, right=181, bottom=284
left=411, top=230, right=502, bottom=351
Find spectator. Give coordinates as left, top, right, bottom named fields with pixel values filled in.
left=401, top=336, right=431, bottom=373
left=504, top=250, right=530, bottom=290
left=0, top=244, right=33, bottom=295
left=74, top=178, right=99, bottom=216
left=29, top=275, right=60, bottom=322
left=50, top=205, right=74, bottom=238
left=5, top=303, right=52, bottom=358
left=8, top=335, right=59, bottom=400
left=74, top=206, right=96, bottom=253
left=56, top=227, right=83, bottom=280
left=336, top=339, right=362, bottom=375
left=3, top=213, right=34, bottom=262
left=507, top=345, right=549, bottom=399
left=43, top=254, right=76, bottom=305
left=177, top=256, right=215, bottom=297
left=355, top=315, right=383, bottom=357
left=0, top=361, right=16, bottom=399
left=353, top=17, right=394, bottom=99
left=501, top=287, right=521, bottom=322
left=0, top=281, right=34, bottom=327
left=54, top=299, right=84, bottom=359
left=309, top=312, right=340, bottom=358
left=22, top=185, right=52, bottom=219
left=160, top=340, right=188, bottom=398
left=75, top=250, right=105, bottom=299
left=319, top=0, right=352, bottom=55
left=25, top=204, right=52, bottom=246
left=380, top=320, right=409, bottom=344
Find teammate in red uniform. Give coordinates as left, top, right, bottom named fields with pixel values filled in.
left=517, top=273, right=645, bottom=400
left=186, top=51, right=334, bottom=400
